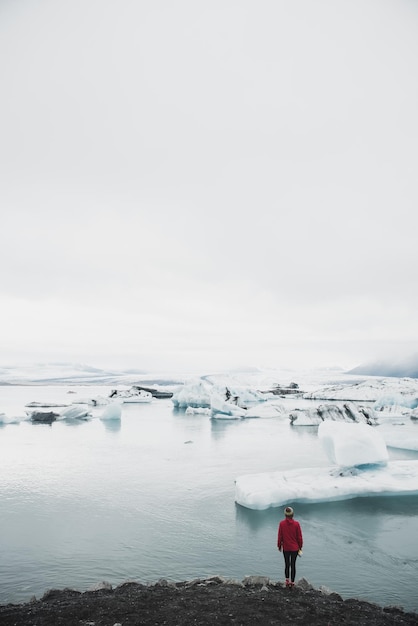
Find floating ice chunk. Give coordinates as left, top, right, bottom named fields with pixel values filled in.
left=374, top=404, right=412, bottom=416
left=0, top=413, right=27, bottom=425
left=101, top=403, right=122, bottom=420
left=59, top=405, right=91, bottom=420
left=172, top=380, right=211, bottom=409
left=29, top=411, right=59, bottom=424
left=121, top=391, right=152, bottom=403
left=210, top=391, right=247, bottom=418
left=289, top=402, right=377, bottom=426
left=185, top=407, right=211, bottom=415
left=235, top=461, right=418, bottom=510
left=374, top=394, right=418, bottom=411
left=318, top=421, right=388, bottom=467
left=109, top=388, right=152, bottom=403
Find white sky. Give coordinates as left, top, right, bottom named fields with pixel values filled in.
left=1, top=0, right=417, bottom=373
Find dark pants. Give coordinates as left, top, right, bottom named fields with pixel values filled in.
left=283, top=551, right=298, bottom=582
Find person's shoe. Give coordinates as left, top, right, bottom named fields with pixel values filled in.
left=289, top=582, right=295, bottom=587
left=285, top=579, right=291, bottom=587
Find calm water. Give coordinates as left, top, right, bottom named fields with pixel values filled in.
left=0, top=385, right=418, bottom=612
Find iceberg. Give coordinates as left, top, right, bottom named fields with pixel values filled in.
left=210, top=391, right=247, bottom=419
left=109, top=387, right=152, bottom=403
left=171, top=376, right=266, bottom=411
left=171, top=380, right=211, bottom=409
left=235, top=421, right=396, bottom=510
left=318, top=421, right=388, bottom=467
left=289, top=402, right=377, bottom=426
left=26, top=405, right=91, bottom=422
left=101, top=403, right=122, bottom=420
left=0, top=412, right=27, bottom=425
left=235, top=461, right=418, bottom=510
left=58, top=405, right=91, bottom=420
left=374, top=403, right=412, bottom=416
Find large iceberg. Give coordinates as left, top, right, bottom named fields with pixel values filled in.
left=235, top=461, right=418, bottom=510
left=234, top=421, right=411, bottom=510
left=318, top=421, right=388, bottom=466
left=289, top=402, right=377, bottom=426
left=172, top=380, right=211, bottom=409
left=172, top=378, right=265, bottom=412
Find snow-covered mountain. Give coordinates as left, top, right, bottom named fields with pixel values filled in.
left=0, top=362, right=181, bottom=386
left=348, top=353, right=418, bottom=378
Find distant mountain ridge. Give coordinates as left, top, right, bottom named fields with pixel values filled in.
left=0, top=362, right=147, bottom=385
left=0, top=362, right=186, bottom=387
left=348, top=353, right=418, bottom=378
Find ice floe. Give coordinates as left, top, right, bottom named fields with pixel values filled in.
left=318, top=421, right=388, bottom=466
left=210, top=392, right=247, bottom=419
left=172, top=378, right=265, bottom=411
left=289, top=402, right=377, bottom=426
left=109, top=388, right=152, bottom=403
left=172, top=380, right=211, bottom=409
left=235, top=461, right=418, bottom=510
left=234, top=421, right=414, bottom=510
left=101, top=403, right=122, bottom=420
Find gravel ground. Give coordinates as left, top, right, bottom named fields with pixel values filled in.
left=0, top=576, right=417, bottom=626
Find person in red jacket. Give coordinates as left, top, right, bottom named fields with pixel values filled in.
left=277, top=506, right=303, bottom=587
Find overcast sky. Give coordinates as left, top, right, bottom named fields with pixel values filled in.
left=1, top=0, right=417, bottom=373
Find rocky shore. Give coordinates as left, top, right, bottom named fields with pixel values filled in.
left=0, top=576, right=417, bottom=626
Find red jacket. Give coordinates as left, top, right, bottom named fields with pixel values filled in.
left=277, top=517, right=303, bottom=552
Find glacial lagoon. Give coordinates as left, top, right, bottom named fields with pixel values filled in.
left=0, top=384, right=418, bottom=612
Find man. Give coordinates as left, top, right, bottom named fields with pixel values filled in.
left=277, top=506, right=303, bottom=587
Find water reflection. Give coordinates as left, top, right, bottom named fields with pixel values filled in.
left=236, top=495, right=418, bottom=532
left=210, top=418, right=242, bottom=440
left=289, top=425, right=319, bottom=439
left=100, top=418, right=121, bottom=433
left=61, top=418, right=91, bottom=428
left=235, top=502, right=281, bottom=531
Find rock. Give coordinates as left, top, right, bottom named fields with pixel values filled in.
left=242, top=575, right=270, bottom=587
left=2, top=577, right=418, bottom=626
left=297, top=577, right=314, bottom=591
left=30, top=411, right=59, bottom=424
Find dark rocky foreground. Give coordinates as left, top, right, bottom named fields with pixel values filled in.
left=1, top=576, right=417, bottom=626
